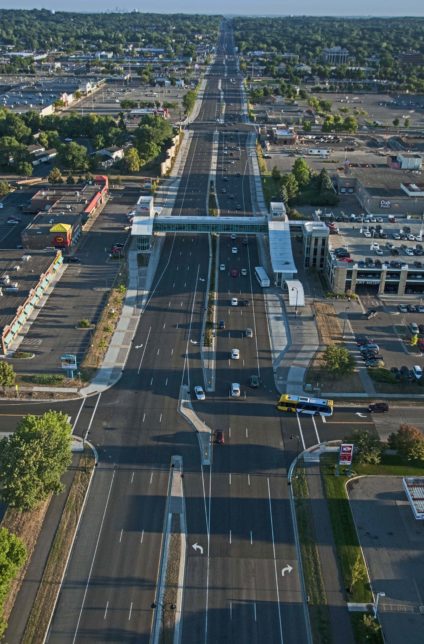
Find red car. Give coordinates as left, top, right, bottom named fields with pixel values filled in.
left=230, top=268, right=239, bottom=277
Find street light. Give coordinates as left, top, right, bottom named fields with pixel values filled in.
left=373, top=591, right=386, bottom=619
left=291, top=286, right=299, bottom=315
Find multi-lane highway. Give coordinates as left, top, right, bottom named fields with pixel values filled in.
left=0, top=20, right=383, bottom=644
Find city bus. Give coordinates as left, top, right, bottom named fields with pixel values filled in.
left=254, top=266, right=270, bottom=287
left=276, top=394, right=334, bottom=417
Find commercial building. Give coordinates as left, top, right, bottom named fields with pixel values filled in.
left=21, top=176, right=108, bottom=251
left=321, top=46, right=350, bottom=65
left=388, top=153, right=422, bottom=171
left=0, top=251, right=63, bottom=355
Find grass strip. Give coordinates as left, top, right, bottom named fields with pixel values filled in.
left=292, top=466, right=332, bottom=644
left=350, top=612, right=383, bottom=644
left=21, top=450, right=95, bottom=644
left=321, top=454, right=372, bottom=604
left=161, top=515, right=181, bottom=644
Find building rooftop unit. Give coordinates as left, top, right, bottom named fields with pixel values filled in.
left=0, top=251, right=57, bottom=334
left=338, top=165, right=418, bottom=198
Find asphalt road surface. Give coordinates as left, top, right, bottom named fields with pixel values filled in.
left=0, top=21, right=386, bottom=644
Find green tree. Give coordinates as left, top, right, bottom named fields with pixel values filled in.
left=271, top=165, right=282, bottom=181
left=322, top=344, right=355, bottom=377
left=349, top=552, right=367, bottom=593
left=16, top=161, right=33, bottom=177
left=182, top=89, right=197, bottom=115
left=347, top=430, right=382, bottom=464
left=388, top=424, right=424, bottom=461
left=66, top=173, right=76, bottom=185
left=404, top=117, right=410, bottom=128
left=0, top=180, right=10, bottom=197
left=0, top=528, right=27, bottom=637
left=48, top=167, right=63, bottom=184
left=58, top=142, right=89, bottom=173
left=0, top=411, right=72, bottom=510
left=392, top=118, right=400, bottom=127
left=281, top=172, right=299, bottom=202
left=0, top=362, right=15, bottom=392
left=123, top=147, right=141, bottom=173
left=343, top=115, right=358, bottom=133
left=292, top=157, right=310, bottom=188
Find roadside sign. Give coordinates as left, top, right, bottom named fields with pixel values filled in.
left=61, top=353, right=77, bottom=370
left=339, top=443, right=354, bottom=466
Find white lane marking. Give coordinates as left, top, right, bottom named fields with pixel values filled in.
left=142, top=413, right=146, bottom=423
left=159, top=413, right=163, bottom=423
left=84, top=393, right=102, bottom=441
left=267, top=478, right=284, bottom=644
left=119, top=529, right=123, bottom=543
left=311, top=415, right=321, bottom=444
left=295, top=413, right=307, bottom=450
left=72, top=471, right=116, bottom=643
left=172, top=282, right=175, bottom=288
left=150, top=377, right=153, bottom=386
left=163, top=322, right=166, bottom=329
left=253, top=602, right=257, bottom=622
left=229, top=473, right=231, bottom=485
left=176, top=323, right=179, bottom=330
left=128, top=602, right=133, bottom=621
left=245, top=427, right=248, bottom=438
left=137, top=326, right=151, bottom=375
left=104, top=601, right=109, bottom=620
left=184, top=282, right=187, bottom=287
left=131, top=472, right=134, bottom=484
left=250, top=530, right=253, bottom=545
left=150, top=472, right=153, bottom=485
left=72, top=398, right=86, bottom=433
left=230, top=601, right=233, bottom=619
left=171, top=348, right=174, bottom=356
left=229, top=426, right=231, bottom=437
left=168, top=301, right=171, bottom=308
left=321, top=415, right=327, bottom=424
left=157, top=348, right=160, bottom=356
left=181, top=301, right=183, bottom=307
left=140, top=529, right=144, bottom=544
left=229, top=530, right=232, bottom=544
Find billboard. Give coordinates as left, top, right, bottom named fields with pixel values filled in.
left=339, top=443, right=354, bottom=466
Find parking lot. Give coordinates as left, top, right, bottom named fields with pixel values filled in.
left=349, top=476, right=424, bottom=644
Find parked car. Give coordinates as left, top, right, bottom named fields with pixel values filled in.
left=398, top=304, right=408, bottom=313
left=366, top=358, right=385, bottom=368
left=366, top=309, right=377, bottom=319
left=360, top=343, right=380, bottom=353
left=412, top=365, right=423, bottom=380
left=63, top=256, right=81, bottom=264
left=194, top=386, right=205, bottom=400
left=410, top=322, right=419, bottom=335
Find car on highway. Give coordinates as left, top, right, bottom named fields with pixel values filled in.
left=245, top=327, right=253, bottom=338
left=218, top=320, right=225, bottom=329
left=368, top=402, right=389, bottom=413
left=230, top=233, right=237, bottom=240
left=231, top=348, right=240, bottom=360
left=230, top=382, right=241, bottom=397
left=231, top=246, right=238, bottom=254
left=230, top=268, right=239, bottom=277
left=220, top=263, right=226, bottom=271
left=242, top=238, right=248, bottom=246
left=231, top=297, right=238, bottom=306
left=194, top=386, right=205, bottom=400
left=241, top=268, right=247, bottom=276
left=412, top=365, right=423, bottom=380
left=249, top=374, right=260, bottom=388
left=240, top=299, right=250, bottom=307
left=215, top=431, right=225, bottom=444
left=6, top=217, right=21, bottom=225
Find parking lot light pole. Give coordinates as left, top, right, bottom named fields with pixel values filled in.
left=373, top=591, right=386, bottom=619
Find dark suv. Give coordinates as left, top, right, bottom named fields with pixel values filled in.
left=368, top=402, right=389, bottom=413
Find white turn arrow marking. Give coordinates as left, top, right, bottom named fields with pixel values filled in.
left=135, top=344, right=143, bottom=349
left=192, top=542, right=204, bottom=554
left=199, top=277, right=206, bottom=282
left=190, top=339, right=198, bottom=345
left=356, top=412, right=368, bottom=418
left=281, top=564, right=293, bottom=577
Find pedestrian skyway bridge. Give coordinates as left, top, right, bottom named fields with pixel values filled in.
left=131, top=214, right=306, bottom=286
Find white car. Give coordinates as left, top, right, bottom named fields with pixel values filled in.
left=375, top=248, right=384, bottom=255
left=231, top=348, right=240, bottom=360
left=241, top=268, right=247, bottom=276
left=230, top=382, right=241, bottom=397
left=231, top=247, right=238, bottom=254
left=231, top=297, right=238, bottom=306
left=408, top=234, right=415, bottom=241
left=220, top=264, right=226, bottom=271
left=194, top=386, right=205, bottom=400
left=364, top=230, right=372, bottom=238
left=231, top=233, right=237, bottom=240
left=412, top=365, right=423, bottom=380
left=405, top=248, right=414, bottom=256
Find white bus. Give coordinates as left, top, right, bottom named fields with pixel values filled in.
left=254, top=266, right=270, bottom=287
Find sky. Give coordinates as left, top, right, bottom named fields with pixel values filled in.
left=1, top=1, right=424, bottom=16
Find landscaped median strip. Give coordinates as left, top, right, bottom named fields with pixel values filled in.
left=21, top=443, right=96, bottom=644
